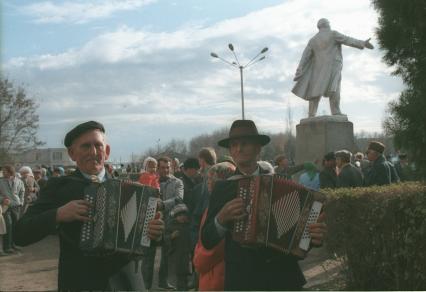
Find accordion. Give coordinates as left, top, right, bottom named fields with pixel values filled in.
left=80, top=179, right=158, bottom=256
left=232, top=175, right=325, bottom=258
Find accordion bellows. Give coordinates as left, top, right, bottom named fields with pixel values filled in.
left=232, top=175, right=325, bottom=258
left=80, top=179, right=158, bottom=256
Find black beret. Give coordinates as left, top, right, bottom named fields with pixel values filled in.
left=368, top=141, right=385, bottom=154
left=183, top=158, right=200, bottom=170
left=64, top=121, right=105, bottom=147
left=323, top=152, right=336, bottom=161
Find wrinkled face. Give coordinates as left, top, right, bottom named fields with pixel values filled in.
left=185, top=168, right=199, bottom=178
left=34, top=172, right=42, bottom=180
left=146, top=161, right=157, bottom=174
left=229, top=138, right=261, bottom=168
left=325, top=159, right=336, bottom=169
left=67, top=130, right=110, bottom=175
left=20, top=171, right=29, bottom=179
left=158, top=160, right=171, bottom=178
left=367, top=150, right=378, bottom=162
left=2, top=169, right=12, bottom=179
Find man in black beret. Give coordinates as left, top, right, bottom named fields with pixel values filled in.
left=319, top=151, right=337, bottom=189
left=15, top=121, right=165, bottom=291
left=364, top=141, right=392, bottom=186
left=201, top=119, right=327, bottom=290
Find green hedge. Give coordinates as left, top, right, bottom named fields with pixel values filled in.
left=324, top=182, right=426, bottom=290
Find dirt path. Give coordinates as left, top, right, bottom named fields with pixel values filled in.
left=0, top=236, right=342, bottom=291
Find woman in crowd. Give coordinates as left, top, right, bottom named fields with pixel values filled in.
left=193, top=162, right=236, bottom=291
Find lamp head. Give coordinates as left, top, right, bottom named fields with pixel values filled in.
left=228, top=43, right=234, bottom=51
left=210, top=52, right=219, bottom=58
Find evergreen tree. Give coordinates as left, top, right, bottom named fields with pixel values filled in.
left=373, top=0, right=426, bottom=178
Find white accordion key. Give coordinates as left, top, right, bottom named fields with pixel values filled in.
left=141, top=196, right=158, bottom=247
left=299, top=201, right=322, bottom=251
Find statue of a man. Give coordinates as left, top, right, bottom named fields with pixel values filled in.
left=292, top=18, right=374, bottom=118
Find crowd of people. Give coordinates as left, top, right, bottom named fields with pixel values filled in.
left=0, top=119, right=416, bottom=291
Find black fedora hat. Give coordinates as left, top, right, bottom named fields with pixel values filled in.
left=218, top=120, right=270, bottom=148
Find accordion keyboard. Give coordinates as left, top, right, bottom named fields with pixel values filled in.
left=81, top=192, right=96, bottom=244
left=140, top=197, right=158, bottom=247
left=298, top=201, right=322, bottom=251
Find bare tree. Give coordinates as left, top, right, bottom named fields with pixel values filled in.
left=0, top=79, right=43, bottom=163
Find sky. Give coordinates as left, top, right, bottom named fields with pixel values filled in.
left=2, top=0, right=404, bottom=162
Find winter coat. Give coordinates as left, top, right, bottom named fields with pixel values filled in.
left=193, top=210, right=225, bottom=291
left=292, top=28, right=366, bottom=100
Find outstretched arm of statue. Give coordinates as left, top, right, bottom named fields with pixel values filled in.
left=364, top=38, right=374, bottom=49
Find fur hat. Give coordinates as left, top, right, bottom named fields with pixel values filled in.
left=368, top=141, right=385, bottom=154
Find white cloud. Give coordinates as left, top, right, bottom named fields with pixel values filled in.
left=21, top=0, right=156, bottom=24
left=5, top=0, right=405, bottom=159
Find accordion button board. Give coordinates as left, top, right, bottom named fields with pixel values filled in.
left=232, top=174, right=325, bottom=258
left=79, top=179, right=158, bottom=256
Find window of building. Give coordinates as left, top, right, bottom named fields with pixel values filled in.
left=52, top=152, right=63, bottom=161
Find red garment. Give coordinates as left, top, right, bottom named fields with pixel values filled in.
left=138, top=172, right=160, bottom=189
left=193, top=210, right=225, bottom=291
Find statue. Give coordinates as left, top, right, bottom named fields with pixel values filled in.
left=292, top=18, right=374, bottom=118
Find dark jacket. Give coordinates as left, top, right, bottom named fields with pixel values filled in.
left=15, top=169, right=130, bottom=291
left=181, top=173, right=201, bottom=215
left=201, top=166, right=306, bottom=290
left=319, top=167, right=337, bottom=189
left=364, top=155, right=391, bottom=186
left=336, top=163, right=363, bottom=188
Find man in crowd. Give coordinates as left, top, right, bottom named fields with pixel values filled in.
left=364, top=141, right=392, bottom=186
left=319, top=152, right=337, bottom=189
left=14, top=121, right=164, bottom=291
left=335, top=150, right=363, bottom=188
left=157, top=156, right=184, bottom=290
left=273, top=154, right=304, bottom=179
left=180, top=158, right=201, bottom=215
left=0, top=165, right=25, bottom=254
left=33, top=167, right=48, bottom=190
left=201, top=120, right=327, bottom=290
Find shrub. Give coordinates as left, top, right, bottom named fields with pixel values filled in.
left=324, top=182, right=426, bottom=290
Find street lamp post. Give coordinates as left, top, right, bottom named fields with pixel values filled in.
left=211, top=44, right=268, bottom=120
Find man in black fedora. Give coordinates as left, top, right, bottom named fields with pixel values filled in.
left=201, top=119, right=327, bottom=290
left=15, top=121, right=165, bottom=291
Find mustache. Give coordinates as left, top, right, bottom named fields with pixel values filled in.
left=86, top=157, right=101, bottom=163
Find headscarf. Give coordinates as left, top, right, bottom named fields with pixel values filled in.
left=303, top=162, right=318, bottom=180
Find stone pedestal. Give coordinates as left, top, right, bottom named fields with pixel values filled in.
left=295, top=115, right=355, bottom=164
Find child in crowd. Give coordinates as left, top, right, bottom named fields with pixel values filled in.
left=138, top=157, right=160, bottom=189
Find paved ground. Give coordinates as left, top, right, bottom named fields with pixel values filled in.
left=0, top=235, right=343, bottom=291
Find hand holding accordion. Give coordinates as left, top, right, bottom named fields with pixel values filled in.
left=232, top=175, right=326, bottom=258
left=79, top=179, right=159, bottom=256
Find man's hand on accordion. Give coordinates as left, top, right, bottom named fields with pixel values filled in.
left=217, top=198, right=247, bottom=226
left=147, top=212, right=165, bottom=241
left=308, top=212, right=327, bottom=247
left=56, top=200, right=92, bottom=223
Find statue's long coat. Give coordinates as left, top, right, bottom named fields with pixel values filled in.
left=292, top=28, right=366, bottom=100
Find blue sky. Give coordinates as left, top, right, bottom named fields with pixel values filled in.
left=2, top=0, right=403, bottom=162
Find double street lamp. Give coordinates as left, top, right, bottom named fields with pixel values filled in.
left=211, top=44, right=268, bottom=120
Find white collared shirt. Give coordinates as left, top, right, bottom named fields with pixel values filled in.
left=80, top=167, right=106, bottom=182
